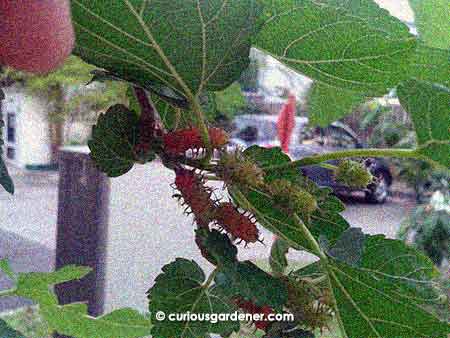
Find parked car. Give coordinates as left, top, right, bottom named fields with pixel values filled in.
left=229, top=115, right=393, bottom=203
left=295, top=122, right=393, bottom=203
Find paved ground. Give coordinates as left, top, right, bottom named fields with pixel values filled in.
left=0, top=166, right=59, bottom=249
left=0, top=167, right=58, bottom=311
left=0, top=162, right=416, bottom=313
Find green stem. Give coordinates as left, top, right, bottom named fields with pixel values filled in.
left=291, top=205, right=348, bottom=336
left=181, top=158, right=215, bottom=172
left=204, top=268, right=219, bottom=289
left=319, top=163, right=338, bottom=171
left=324, top=267, right=348, bottom=338
left=191, top=97, right=212, bottom=161
left=264, top=148, right=417, bottom=171
left=0, top=288, right=16, bottom=297
left=292, top=212, right=348, bottom=335
left=292, top=214, right=328, bottom=262
left=180, top=268, right=219, bottom=337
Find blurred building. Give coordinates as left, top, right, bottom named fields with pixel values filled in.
left=243, top=48, right=312, bottom=115
left=0, top=84, right=93, bottom=170
left=1, top=84, right=52, bottom=169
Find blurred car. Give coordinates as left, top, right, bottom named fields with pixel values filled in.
left=294, top=122, right=393, bottom=203
left=229, top=114, right=308, bottom=150
left=229, top=115, right=393, bottom=203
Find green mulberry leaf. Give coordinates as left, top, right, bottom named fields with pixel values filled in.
left=214, top=260, right=288, bottom=310
left=359, top=234, right=442, bottom=305
left=398, top=80, right=450, bottom=168
left=91, top=70, right=189, bottom=110
left=244, top=145, right=293, bottom=180
left=154, top=91, right=218, bottom=131
left=308, top=83, right=367, bottom=127
left=88, top=104, right=150, bottom=177
left=12, top=265, right=151, bottom=338
left=14, top=265, right=91, bottom=306
left=195, top=228, right=238, bottom=266
left=256, top=0, right=415, bottom=95
left=269, top=238, right=290, bottom=276
left=0, top=319, right=26, bottom=338
left=71, top=0, right=263, bottom=100
left=326, top=232, right=449, bottom=337
left=409, top=0, right=450, bottom=50
left=238, top=146, right=349, bottom=252
left=148, top=258, right=239, bottom=338
left=328, top=258, right=449, bottom=338
left=407, top=43, right=450, bottom=89
left=327, top=228, right=366, bottom=267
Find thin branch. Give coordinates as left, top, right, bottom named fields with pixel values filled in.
left=264, top=148, right=418, bottom=171
left=203, top=175, right=222, bottom=181
left=319, top=163, right=338, bottom=170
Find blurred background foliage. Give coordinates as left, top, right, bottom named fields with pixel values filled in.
left=1, top=56, right=127, bottom=123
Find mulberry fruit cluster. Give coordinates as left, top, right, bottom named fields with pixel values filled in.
left=163, top=127, right=228, bottom=156
left=233, top=297, right=274, bottom=331
left=173, top=168, right=260, bottom=244
left=173, top=168, right=216, bottom=228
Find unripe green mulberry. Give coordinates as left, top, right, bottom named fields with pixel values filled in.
left=285, top=279, right=333, bottom=331
left=334, top=160, right=373, bottom=189
left=269, top=179, right=318, bottom=216
left=216, top=150, right=264, bottom=190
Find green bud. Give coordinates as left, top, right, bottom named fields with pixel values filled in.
left=269, top=179, right=318, bottom=215
left=436, top=293, right=448, bottom=305
left=335, top=160, right=373, bottom=189
left=217, top=150, right=264, bottom=189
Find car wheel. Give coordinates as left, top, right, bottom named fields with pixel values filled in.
left=365, top=172, right=389, bottom=204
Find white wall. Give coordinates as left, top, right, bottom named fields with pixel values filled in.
left=2, top=85, right=51, bottom=168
